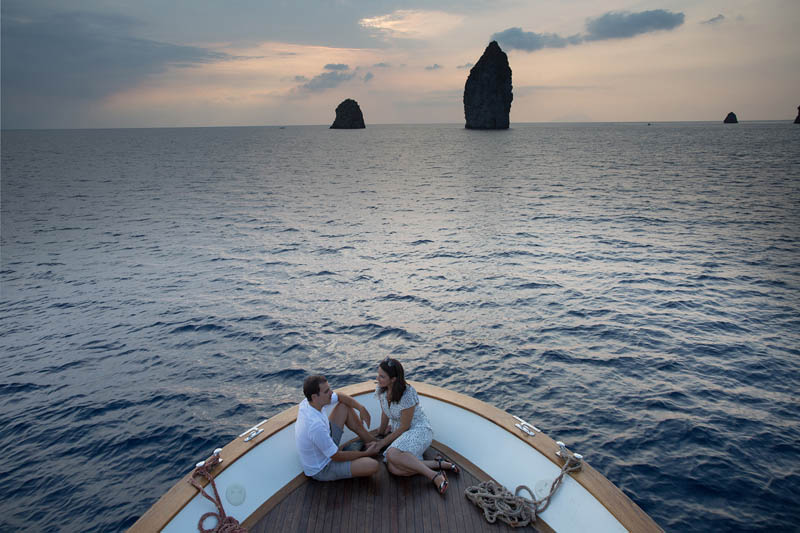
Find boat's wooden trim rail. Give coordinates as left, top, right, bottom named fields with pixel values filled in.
left=128, top=380, right=661, bottom=532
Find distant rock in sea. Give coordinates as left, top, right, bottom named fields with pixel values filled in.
left=794, top=106, right=800, bottom=124
left=330, top=99, right=365, bottom=129
left=463, top=41, right=513, bottom=129
left=724, top=112, right=738, bottom=124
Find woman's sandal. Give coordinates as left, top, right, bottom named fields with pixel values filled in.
left=435, top=454, right=460, bottom=475
left=432, top=471, right=448, bottom=495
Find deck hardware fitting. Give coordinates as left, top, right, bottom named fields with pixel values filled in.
left=555, top=441, right=569, bottom=458
left=244, top=428, right=263, bottom=442
left=554, top=441, right=584, bottom=470
left=195, top=449, right=224, bottom=469
left=238, top=419, right=268, bottom=438
left=513, top=415, right=540, bottom=436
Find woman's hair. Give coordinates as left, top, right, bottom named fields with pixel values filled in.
left=378, top=357, right=406, bottom=404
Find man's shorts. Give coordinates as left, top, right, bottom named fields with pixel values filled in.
left=311, top=422, right=353, bottom=481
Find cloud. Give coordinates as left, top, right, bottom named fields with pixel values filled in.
left=1, top=1, right=232, bottom=127
left=425, top=64, right=443, bottom=70
left=359, top=10, right=463, bottom=40
left=491, top=27, right=582, bottom=52
left=373, top=62, right=392, bottom=68
left=492, top=9, right=684, bottom=53
left=299, top=68, right=356, bottom=92
left=324, top=63, right=350, bottom=71
left=392, top=89, right=462, bottom=109
left=364, top=72, right=374, bottom=83
left=515, top=85, right=600, bottom=97
left=456, top=63, right=474, bottom=69
left=701, top=14, right=725, bottom=25
left=584, top=10, right=685, bottom=40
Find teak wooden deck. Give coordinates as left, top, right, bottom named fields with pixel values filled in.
left=247, top=443, right=554, bottom=533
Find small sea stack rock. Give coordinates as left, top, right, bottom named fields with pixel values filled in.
left=724, top=112, right=738, bottom=124
left=330, top=99, right=366, bottom=129
left=463, top=41, right=513, bottom=129
left=794, top=106, right=800, bottom=124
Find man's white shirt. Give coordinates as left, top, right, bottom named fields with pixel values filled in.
left=295, top=392, right=339, bottom=476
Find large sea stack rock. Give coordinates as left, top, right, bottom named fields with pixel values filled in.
left=330, top=99, right=365, bottom=129
left=724, top=112, right=738, bottom=124
left=794, top=106, right=800, bottom=124
left=464, top=41, right=513, bottom=129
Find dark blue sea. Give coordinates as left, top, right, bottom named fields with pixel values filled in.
left=1, top=123, right=799, bottom=532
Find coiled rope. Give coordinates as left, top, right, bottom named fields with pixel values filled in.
left=465, top=446, right=583, bottom=528
left=188, top=452, right=247, bottom=533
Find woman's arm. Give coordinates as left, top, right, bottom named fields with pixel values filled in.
left=378, top=405, right=414, bottom=448
left=377, top=411, right=389, bottom=435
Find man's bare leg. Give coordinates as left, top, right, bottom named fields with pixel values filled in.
left=329, top=402, right=374, bottom=442
left=350, top=457, right=380, bottom=477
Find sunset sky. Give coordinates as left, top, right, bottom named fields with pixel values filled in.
left=2, top=0, right=798, bottom=129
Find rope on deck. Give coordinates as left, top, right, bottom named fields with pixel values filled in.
left=188, top=452, right=248, bottom=533
left=465, top=444, right=583, bottom=528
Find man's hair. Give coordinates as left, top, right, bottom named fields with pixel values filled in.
left=303, top=375, right=327, bottom=401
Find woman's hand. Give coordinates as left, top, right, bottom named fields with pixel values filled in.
left=363, top=441, right=381, bottom=456
left=379, top=405, right=415, bottom=448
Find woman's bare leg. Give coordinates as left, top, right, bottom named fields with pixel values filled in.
left=385, top=448, right=436, bottom=480
left=422, top=459, right=457, bottom=471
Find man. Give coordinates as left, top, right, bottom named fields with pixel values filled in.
left=295, top=375, right=381, bottom=481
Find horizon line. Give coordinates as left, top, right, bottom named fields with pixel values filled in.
left=2, top=119, right=796, bottom=132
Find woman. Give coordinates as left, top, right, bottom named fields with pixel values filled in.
left=372, top=357, right=459, bottom=494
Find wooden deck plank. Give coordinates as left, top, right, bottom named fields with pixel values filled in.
left=389, top=469, right=400, bottom=533
left=328, top=483, right=346, bottom=531
left=307, top=476, right=326, bottom=533
left=343, top=478, right=354, bottom=533
left=292, top=482, right=311, bottom=531
left=364, top=475, right=376, bottom=533
left=417, top=467, right=429, bottom=533
left=295, top=482, right=312, bottom=532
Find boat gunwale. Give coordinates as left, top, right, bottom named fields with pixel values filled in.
left=128, top=380, right=661, bottom=532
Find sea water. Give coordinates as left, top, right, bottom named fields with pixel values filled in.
left=1, top=123, right=799, bottom=532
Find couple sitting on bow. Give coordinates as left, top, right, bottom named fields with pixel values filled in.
left=295, top=358, right=459, bottom=495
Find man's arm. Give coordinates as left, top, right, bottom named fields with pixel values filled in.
left=336, top=391, right=372, bottom=429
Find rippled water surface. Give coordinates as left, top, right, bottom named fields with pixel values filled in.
left=2, top=123, right=799, bottom=532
